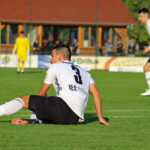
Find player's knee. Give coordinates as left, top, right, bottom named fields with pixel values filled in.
left=144, top=65, right=147, bottom=72
left=20, top=95, right=31, bottom=108
left=144, top=64, right=150, bottom=72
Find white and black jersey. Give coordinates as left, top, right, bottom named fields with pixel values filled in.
left=146, top=19, right=150, bottom=35
left=44, top=60, right=94, bottom=120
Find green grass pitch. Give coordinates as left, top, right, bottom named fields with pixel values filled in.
left=0, top=68, right=150, bottom=150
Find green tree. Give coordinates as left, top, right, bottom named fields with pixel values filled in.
left=122, top=0, right=150, bottom=42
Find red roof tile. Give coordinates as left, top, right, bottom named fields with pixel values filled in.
left=0, top=0, right=137, bottom=26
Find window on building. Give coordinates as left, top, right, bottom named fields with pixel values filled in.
left=23, top=24, right=36, bottom=45
left=55, top=26, right=78, bottom=45
left=43, top=25, right=54, bottom=41
left=1, top=24, right=7, bottom=44
left=70, top=27, right=78, bottom=43
left=91, top=27, right=97, bottom=46
left=83, top=27, right=89, bottom=47
left=42, top=25, right=54, bottom=48
left=9, top=24, right=18, bottom=44
left=57, top=27, right=69, bottom=44
left=102, top=27, right=110, bottom=45
left=81, top=26, right=98, bottom=48
left=112, top=28, right=123, bottom=47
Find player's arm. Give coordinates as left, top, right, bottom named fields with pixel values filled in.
left=89, top=83, right=110, bottom=125
left=12, top=38, right=18, bottom=54
left=143, top=46, right=150, bottom=54
left=40, top=64, right=56, bottom=96
left=39, top=83, right=51, bottom=96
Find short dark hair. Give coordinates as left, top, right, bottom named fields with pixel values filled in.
left=52, top=44, right=72, bottom=60
left=20, top=31, right=25, bottom=34
left=138, top=8, right=149, bottom=14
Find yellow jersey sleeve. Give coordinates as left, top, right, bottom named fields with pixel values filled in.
left=13, top=38, right=19, bottom=50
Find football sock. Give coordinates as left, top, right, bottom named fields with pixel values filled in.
left=0, top=98, right=24, bottom=116
left=145, top=72, right=150, bottom=90
left=17, top=61, right=20, bottom=70
left=21, top=63, right=24, bottom=71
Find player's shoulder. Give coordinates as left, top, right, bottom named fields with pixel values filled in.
left=147, top=19, right=150, bottom=25
left=23, top=37, right=28, bottom=40
left=16, top=37, right=20, bottom=40
left=48, top=62, right=63, bottom=70
left=146, top=19, right=150, bottom=27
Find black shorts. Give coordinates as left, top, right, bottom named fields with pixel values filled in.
left=148, top=58, right=150, bottom=63
left=28, top=95, right=79, bottom=125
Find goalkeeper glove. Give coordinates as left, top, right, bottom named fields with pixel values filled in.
left=12, top=50, right=16, bottom=55
left=27, top=50, right=30, bottom=57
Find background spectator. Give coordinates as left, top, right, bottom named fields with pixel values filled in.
left=116, top=39, right=123, bottom=56
left=33, top=40, right=40, bottom=54
left=128, top=39, right=137, bottom=56
left=104, top=39, right=113, bottom=56
left=71, top=39, right=78, bottom=56
left=94, top=43, right=103, bottom=56
left=41, top=39, right=50, bottom=55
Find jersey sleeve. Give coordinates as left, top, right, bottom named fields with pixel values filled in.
left=13, top=38, right=18, bottom=50
left=146, top=20, right=150, bottom=35
left=44, top=65, right=56, bottom=84
left=146, top=27, right=150, bottom=35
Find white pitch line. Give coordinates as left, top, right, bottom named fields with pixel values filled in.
left=107, top=116, right=150, bottom=119
left=1, top=78, right=43, bottom=81
left=105, top=109, right=150, bottom=112
left=20, top=109, right=150, bottom=114
left=19, top=114, right=150, bottom=119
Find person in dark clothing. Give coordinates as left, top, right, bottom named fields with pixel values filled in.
left=71, top=39, right=78, bottom=55
left=116, top=40, right=123, bottom=56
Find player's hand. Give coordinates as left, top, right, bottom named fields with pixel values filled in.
left=11, top=118, right=28, bottom=125
left=12, top=50, right=16, bottom=55
left=99, top=117, right=110, bottom=126
left=27, top=50, right=30, bottom=57
left=143, top=47, right=150, bottom=54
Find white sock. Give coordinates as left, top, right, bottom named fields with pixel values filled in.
left=145, top=72, right=150, bottom=90
left=0, top=98, right=24, bottom=116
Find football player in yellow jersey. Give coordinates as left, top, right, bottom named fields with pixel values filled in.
left=13, top=31, right=30, bottom=73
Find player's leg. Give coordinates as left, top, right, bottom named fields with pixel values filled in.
left=21, top=60, right=25, bottom=73
left=141, top=60, right=150, bottom=96
left=0, top=95, right=30, bottom=116
left=17, top=59, right=21, bottom=72
left=21, top=53, right=27, bottom=73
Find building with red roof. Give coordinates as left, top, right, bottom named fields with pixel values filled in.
left=0, top=0, right=136, bottom=55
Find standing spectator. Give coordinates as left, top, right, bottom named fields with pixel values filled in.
left=116, top=39, right=123, bottom=56
left=47, top=34, right=54, bottom=50
left=128, top=39, right=137, bottom=56
left=12, top=31, right=30, bottom=73
left=71, top=39, right=78, bottom=55
left=94, top=43, right=103, bottom=56
left=41, top=39, right=50, bottom=55
left=33, top=40, right=40, bottom=54
left=104, top=39, right=113, bottom=56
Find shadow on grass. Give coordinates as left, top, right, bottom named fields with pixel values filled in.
left=0, top=120, right=11, bottom=123
left=17, top=71, right=43, bottom=74
left=0, top=114, right=110, bottom=125
left=82, top=113, right=110, bottom=124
